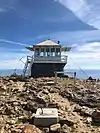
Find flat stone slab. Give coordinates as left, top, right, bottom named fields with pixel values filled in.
left=34, top=108, right=59, bottom=127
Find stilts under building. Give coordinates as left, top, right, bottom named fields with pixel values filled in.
left=23, top=39, right=71, bottom=77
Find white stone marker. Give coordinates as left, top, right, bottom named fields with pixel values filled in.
left=34, top=108, right=59, bottom=127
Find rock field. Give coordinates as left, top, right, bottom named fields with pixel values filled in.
left=0, top=76, right=100, bottom=133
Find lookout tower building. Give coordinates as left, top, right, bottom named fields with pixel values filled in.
left=23, top=40, right=71, bottom=77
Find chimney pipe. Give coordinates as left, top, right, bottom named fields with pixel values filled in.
left=58, top=41, right=60, bottom=44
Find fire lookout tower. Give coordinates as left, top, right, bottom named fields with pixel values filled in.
left=23, top=40, right=71, bottom=77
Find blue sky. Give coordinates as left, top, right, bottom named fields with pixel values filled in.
left=0, top=0, right=100, bottom=69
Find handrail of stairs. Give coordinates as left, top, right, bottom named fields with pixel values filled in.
left=22, top=56, right=33, bottom=78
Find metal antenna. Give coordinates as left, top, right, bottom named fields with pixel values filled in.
left=12, top=56, right=26, bottom=75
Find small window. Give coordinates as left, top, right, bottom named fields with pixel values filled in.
left=35, top=48, right=40, bottom=56
left=56, top=48, right=60, bottom=56
left=56, top=48, right=60, bottom=52
left=51, top=48, right=55, bottom=56
left=40, top=48, right=45, bottom=56
left=46, top=48, right=49, bottom=52
left=46, top=48, right=50, bottom=56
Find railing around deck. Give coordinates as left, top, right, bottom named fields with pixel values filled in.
left=32, top=55, right=67, bottom=63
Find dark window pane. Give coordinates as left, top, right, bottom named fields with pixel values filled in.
left=51, top=48, right=55, bottom=52
left=56, top=48, right=60, bottom=52
left=35, top=48, right=39, bottom=56
left=41, top=48, right=44, bottom=52
left=40, top=48, right=45, bottom=56
left=46, top=48, right=49, bottom=52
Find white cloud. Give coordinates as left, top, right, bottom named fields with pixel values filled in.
left=67, top=57, right=100, bottom=69
left=66, top=41, right=100, bottom=69
left=76, top=42, right=100, bottom=52
left=67, top=53, right=100, bottom=70
left=0, top=0, right=18, bottom=13
left=0, top=8, right=7, bottom=12
left=0, top=48, right=32, bottom=69
left=0, top=54, right=27, bottom=69
left=56, top=0, right=100, bottom=29
left=50, top=30, right=100, bottom=44
left=0, top=59, right=24, bottom=69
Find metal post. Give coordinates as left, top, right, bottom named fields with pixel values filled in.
left=54, top=72, right=57, bottom=84
left=74, top=72, right=76, bottom=86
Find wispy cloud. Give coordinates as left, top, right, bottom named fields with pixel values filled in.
left=0, top=0, right=28, bottom=21
left=0, top=39, right=28, bottom=47
left=25, top=30, right=100, bottom=45
left=66, top=41, right=100, bottom=69
left=75, top=42, right=100, bottom=52
left=50, top=30, right=100, bottom=44
left=0, top=38, right=31, bottom=69
left=56, top=0, right=100, bottom=29
left=0, top=8, right=7, bottom=13
left=0, top=0, right=17, bottom=13
left=0, top=59, right=25, bottom=69
left=0, top=50, right=30, bottom=69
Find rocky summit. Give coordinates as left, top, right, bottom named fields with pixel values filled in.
left=0, top=76, right=100, bottom=133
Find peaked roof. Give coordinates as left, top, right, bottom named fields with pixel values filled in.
left=35, top=40, right=60, bottom=46
left=25, top=39, right=71, bottom=52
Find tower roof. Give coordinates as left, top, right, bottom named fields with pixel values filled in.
left=35, top=40, right=60, bottom=46
left=26, top=39, right=71, bottom=52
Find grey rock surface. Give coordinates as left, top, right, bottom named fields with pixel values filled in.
left=0, top=77, right=100, bottom=132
